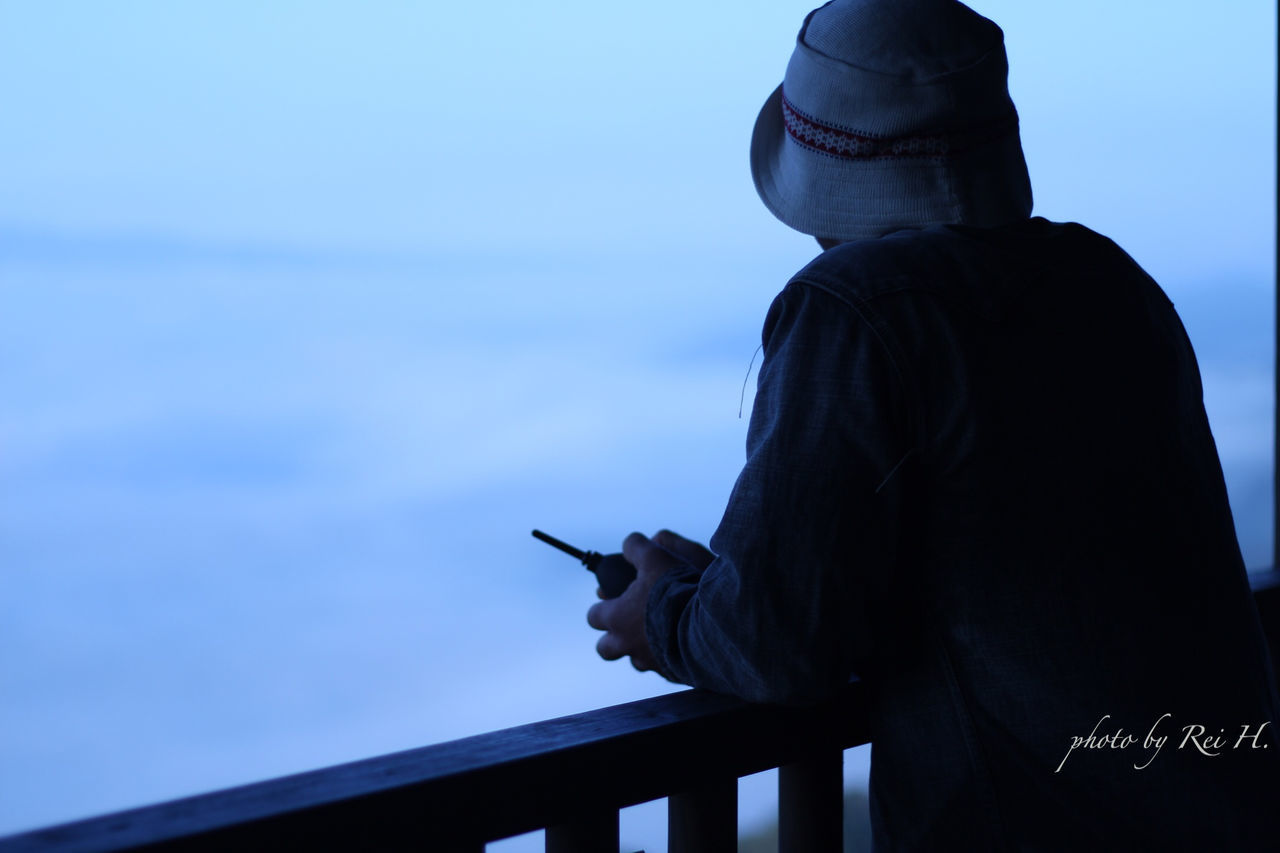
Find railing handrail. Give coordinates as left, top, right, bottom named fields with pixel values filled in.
left=0, top=682, right=870, bottom=852
left=5, top=570, right=1278, bottom=853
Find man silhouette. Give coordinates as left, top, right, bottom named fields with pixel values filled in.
left=588, top=1, right=1280, bottom=847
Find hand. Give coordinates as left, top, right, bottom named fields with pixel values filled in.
left=586, top=530, right=713, bottom=672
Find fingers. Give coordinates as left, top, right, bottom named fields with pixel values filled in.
left=621, top=529, right=710, bottom=579
left=589, top=531, right=682, bottom=674
left=621, top=531, right=658, bottom=570
left=596, top=632, right=626, bottom=661
left=590, top=600, right=630, bottom=661
left=651, top=529, right=715, bottom=570
left=586, top=599, right=612, bottom=631
left=587, top=574, right=646, bottom=664
left=597, top=625, right=654, bottom=668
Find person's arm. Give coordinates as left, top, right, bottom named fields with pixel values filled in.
left=643, top=280, right=915, bottom=705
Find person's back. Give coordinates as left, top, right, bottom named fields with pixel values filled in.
left=796, top=218, right=1280, bottom=849
left=583, top=1, right=1280, bottom=848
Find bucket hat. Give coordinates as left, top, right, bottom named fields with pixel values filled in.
left=750, top=0, right=1033, bottom=242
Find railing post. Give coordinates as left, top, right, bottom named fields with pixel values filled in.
left=778, top=749, right=843, bottom=853
left=545, top=810, right=619, bottom=853
left=668, top=776, right=737, bottom=853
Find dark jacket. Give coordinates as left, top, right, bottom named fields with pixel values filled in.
left=645, top=217, right=1280, bottom=850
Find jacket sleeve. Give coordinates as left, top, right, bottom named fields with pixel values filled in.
left=644, top=280, right=914, bottom=705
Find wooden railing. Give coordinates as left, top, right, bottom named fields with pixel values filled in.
left=3, top=571, right=1278, bottom=853
left=0, top=684, right=868, bottom=852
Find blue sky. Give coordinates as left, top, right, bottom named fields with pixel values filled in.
left=0, top=1, right=1275, bottom=849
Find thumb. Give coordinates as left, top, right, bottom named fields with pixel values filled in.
left=652, top=529, right=715, bottom=571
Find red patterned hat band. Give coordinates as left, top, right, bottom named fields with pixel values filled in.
left=780, top=91, right=1020, bottom=162
left=780, top=92, right=951, bottom=160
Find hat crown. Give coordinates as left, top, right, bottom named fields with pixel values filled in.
left=802, top=0, right=1004, bottom=80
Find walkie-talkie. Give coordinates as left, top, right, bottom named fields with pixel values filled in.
left=531, top=529, right=636, bottom=598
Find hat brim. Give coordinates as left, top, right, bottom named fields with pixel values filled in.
left=749, top=84, right=795, bottom=234
left=750, top=82, right=930, bottom=241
